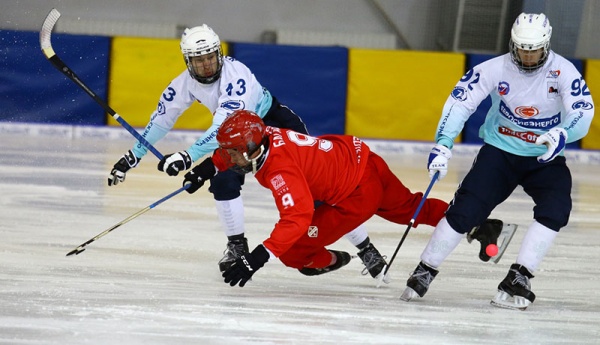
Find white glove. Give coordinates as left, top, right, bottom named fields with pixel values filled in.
left=108, top=150, right=140, bottom=186
left=157, top=151, right=193, bottom=176
left=535, top=128, right=567, bottom=163
left=427, top=144, right=452, bottom=180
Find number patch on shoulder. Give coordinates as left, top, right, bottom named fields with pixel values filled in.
left=162, top=87, right=176, bottom=101
left=281, top=193, right=294, bottom=207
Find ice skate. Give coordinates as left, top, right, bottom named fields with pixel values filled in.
left=400, top=261, right=438, bottom=301
left=218, top=237, right=249, bottom=272
left=357, top=243, right=390, bottom=284
left=490, top=263, right=536, bottom=310
left=467, top=219, right=517, bottom=263
left=299, top=250, right=352, bottom=276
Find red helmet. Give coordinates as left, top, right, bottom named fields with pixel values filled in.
left=217, top=110, right=266, bottom=174
left=217, top=110, right=266, bottom=154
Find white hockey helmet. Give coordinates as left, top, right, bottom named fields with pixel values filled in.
left=509, top=13, right=552, bottom=72
left=180, top=24, right=223, bottom=84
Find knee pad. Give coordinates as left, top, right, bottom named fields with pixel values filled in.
left=208, top=169, right=245, bottom=201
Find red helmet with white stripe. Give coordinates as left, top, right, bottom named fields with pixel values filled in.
left=217, top=110, right=266, bottom=174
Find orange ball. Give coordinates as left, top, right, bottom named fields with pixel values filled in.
left=486, top=244, right=499, bottom=257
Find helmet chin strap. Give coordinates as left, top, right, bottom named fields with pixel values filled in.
left=243, top=144, right=265, bottom=174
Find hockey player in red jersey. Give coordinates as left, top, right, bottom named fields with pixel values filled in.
left=181, top=110, right=449, bottom=287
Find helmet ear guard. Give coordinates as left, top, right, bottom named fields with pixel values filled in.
left=180, top=24, right=223, bottom=84
left=509, top=13, right=552, bottom=72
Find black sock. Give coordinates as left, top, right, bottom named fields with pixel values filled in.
left=356, top=237, right=371, bottom=250
left=228, top=234, right=245, bottom=242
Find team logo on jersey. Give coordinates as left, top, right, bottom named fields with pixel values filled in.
left=547, top=81, right=558, bottom=99
left=499, top=101, right=559, bottom=130
left=498, top=126, right=538, bottom=143
left=498, top=82, right=510, bottom=96
left=547, top=70, right=561, bottom=78
left=308, top=226, right=318, bottom=238
left=515, top=106, right=539, bottom=118
left=156, top=100, right=166, bottom=115
left=220, top=100, right=246, bottom=112
left=451, top=86, right=467, bottom=101
left=572, top=100, right=594, bottom=110
left=270, top=174, right=287, bottom=191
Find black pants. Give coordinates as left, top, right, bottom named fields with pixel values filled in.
left=445, top=144, right=572, bottom=233
left=208, top=95, right=308, bottom=200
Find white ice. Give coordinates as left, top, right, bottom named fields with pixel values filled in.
left=1, top=126, right=599, bottom=345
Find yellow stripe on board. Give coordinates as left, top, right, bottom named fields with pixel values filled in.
left=346, top=49, right=465, bottom=142
left=582, top=59, right=600, bottom=149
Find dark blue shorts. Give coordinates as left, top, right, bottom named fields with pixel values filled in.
left=446, top=144, right=572, bottom=233
left=262, top=95, right=308, bottom=135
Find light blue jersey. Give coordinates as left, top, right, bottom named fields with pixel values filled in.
left=132, top=56, right=273, bottom=162
left=436, top=52, right=594, bottom=157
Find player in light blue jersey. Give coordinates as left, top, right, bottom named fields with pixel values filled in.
left=107, top=24, right=387, bottom=279
left=401, top=13, right=594, bottom=310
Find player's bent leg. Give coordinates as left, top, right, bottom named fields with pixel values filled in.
left=491, top=221, right=558, bottom=309
left=345, top=226, right=389, bottom=281
left=209, top=170, right=247, bottom=272
left=279, top=245, right=343, bottom=271
left=369, top=152, right=448, bottom=227
left=298, top=250, right=352, bottom=276
left=401, top=217, right=462, bottom=301
left=215, top=199, right=247, bottom=272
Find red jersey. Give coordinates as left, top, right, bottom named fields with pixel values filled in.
left=215, top=127, right=370, bottom=257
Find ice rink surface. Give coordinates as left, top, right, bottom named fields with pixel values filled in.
left=1, top=126, right=599, bottom=345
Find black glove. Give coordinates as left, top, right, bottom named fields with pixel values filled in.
left=108, top=150, right=140, bottom=186
left=158, top=150, right=192, bottom=176
left=223, top=245, right=270, bottom=287
left=183, top=157, right=217, bottom=194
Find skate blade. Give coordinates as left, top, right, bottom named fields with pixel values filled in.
left=490, top=290, right=530, bottom=310
left=375, top=266, right=391, bottom=288
left=399, top=287, right=419, bottom=302
left=490, top=224, right=518, bottom=264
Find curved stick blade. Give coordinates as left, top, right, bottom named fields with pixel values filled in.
left=66, top=247, right=86, bottom=257
left=40, top=9, right=60, bottom=55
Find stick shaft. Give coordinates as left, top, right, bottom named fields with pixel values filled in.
left=40, top=9, right=189, bottom=256
left=39, top=9, right=163, bottom=160
left=66, top=185, right=190, bottom=256
left=384, top=171, right=440, bottom=274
